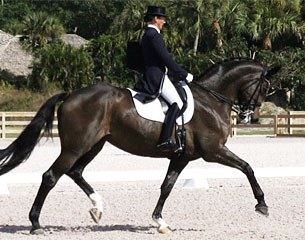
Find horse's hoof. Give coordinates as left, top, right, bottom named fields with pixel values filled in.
left=89, top=207, right=102, bottom=224
left=30, top=228, right=45, bottom=235
left=255, top=204, right=269, bottom=216
left=158, top=226, right=172, bottom=234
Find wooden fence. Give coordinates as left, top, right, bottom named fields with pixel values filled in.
left=0, top=112, right=58, bottom=138
left=230, top=111, right=305, bottom=137
left=0, top=111, right=305, bottom=138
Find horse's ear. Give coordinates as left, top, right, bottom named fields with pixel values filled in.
left=265, top=66, right=281, bottom=79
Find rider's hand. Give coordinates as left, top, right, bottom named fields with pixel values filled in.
left=186, top=73, right=193, bottom=83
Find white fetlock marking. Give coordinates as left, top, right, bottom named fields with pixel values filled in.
left=89, top=192, right=103, bottom=213
left=153, top=217, right=169, bottom=229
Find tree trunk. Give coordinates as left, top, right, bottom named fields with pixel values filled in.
left=193, top=31, right=199, bottom=56
left=296, top=29, right=305, bottom=47
left=263, top=36, right=272, bottom=50
left=213, top=20, right=224, bottom=53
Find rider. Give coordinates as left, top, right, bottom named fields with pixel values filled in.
left=140, top=6, right=193, bottom=153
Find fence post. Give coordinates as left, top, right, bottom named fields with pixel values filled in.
left=288, top=111, right=292, bottom=134
left=230, top=112, right=237, bottom=137
left=274, top=114, right=278, bottom=135
left=1, top=112, right=5, bottom=139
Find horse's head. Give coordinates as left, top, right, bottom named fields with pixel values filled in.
left=194, top=59, right=280, bottom=123
left=237, top=64, right=280, bottom=123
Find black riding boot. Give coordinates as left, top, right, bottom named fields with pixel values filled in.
left=157, top=103, right=181, bottom=153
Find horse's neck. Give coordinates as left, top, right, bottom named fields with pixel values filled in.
left=192, top=86, right=232, bottom=118
left=202, top=63, right=256, bottom=100
left=200, top=78, right=239, bottom=103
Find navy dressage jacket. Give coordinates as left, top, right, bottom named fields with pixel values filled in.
left=138, top=27, right=188, bottom=96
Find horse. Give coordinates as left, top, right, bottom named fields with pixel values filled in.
left=0, top=58, right=279, bottom=234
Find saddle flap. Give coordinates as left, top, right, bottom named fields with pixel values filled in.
left=128, top=81, right=194, bottom=125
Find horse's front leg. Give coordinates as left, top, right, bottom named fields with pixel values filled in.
left=152, top=159, right=189, bottom=234
left=204, top=144, right=268, bottom=216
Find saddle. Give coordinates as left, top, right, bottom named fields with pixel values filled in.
left=128, top=81, right=194, bottom=124
left=127, top=81, right=194, bottom=153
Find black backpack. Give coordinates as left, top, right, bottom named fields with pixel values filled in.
left=126, top=41, right=144, bottom=73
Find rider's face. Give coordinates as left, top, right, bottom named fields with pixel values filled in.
left=154, top=16, right=166, bottom=30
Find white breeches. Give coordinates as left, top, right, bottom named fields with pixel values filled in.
left=161, top=75, right=183, bottom=110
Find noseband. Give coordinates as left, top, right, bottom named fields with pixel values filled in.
left=192, top=75, right=270, bottom=122
left=237, top=76, right=270, bottom=122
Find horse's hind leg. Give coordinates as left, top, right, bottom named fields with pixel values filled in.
left=29, top=151, right=80, bottom=235
left=66, top=140, right=106, bottom=224
left=152, top=159, right=189, bottom=234
left=68, top=172, right=103, bottom=224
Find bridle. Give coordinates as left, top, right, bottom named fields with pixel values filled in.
left=237, top=76, right=270, bottom=122
left=192, top=75, right=270, bottom=123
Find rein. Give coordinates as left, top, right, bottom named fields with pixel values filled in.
left=192, top=81, right=242, bottom=114
left=192, top=76, right=270, bottom=116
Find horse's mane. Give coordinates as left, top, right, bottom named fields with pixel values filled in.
left=196, top=57, right=265, bottom=81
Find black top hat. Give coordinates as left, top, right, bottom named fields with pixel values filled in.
left=145, top=6, right=166, bottom=17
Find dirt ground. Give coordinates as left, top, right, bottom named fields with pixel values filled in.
left=0, top=136, right=305, bottom=240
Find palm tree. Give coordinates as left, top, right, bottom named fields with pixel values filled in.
left=167, top=0, right=241, bottom=55
left=205, top=0, right=240, bottom=54
left=164, top=1, right=206, bottom=55
left=110, top=0, right=147, bottom=41
left=191, top=0, right=205, bottom=55
left=234, top=0, right=303, bottom=50
left=30, top=42, right=95, bottom=91
left=22, top=11, right=65, bottom=51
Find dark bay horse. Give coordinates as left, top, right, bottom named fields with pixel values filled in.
left=0, top=58, right=279, bottom=234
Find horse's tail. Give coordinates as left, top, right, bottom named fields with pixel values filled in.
left=0, top=93, right=68, bottom=176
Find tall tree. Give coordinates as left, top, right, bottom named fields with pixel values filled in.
left=109, top=0, right=147, bottom=41
left=234, top=0, right=303, bottom=50
left=22, top=11, right=65, bottom=50
left=30, top=42, right=95, bottom=91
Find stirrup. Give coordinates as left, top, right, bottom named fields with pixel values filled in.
left=157, top=140, right=181, bottom=153
left=174, top=145, right=183, bottom=153
left=175, top=126, right=186, bottom=153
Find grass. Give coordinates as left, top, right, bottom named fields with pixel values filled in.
left=0, top=84, right=61, bottom=111
left=236, top=130, right=275, bottom=135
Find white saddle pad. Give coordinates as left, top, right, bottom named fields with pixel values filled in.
left=128, top=81, right=194, bottom=125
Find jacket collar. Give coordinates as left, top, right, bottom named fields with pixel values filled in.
left=147, top=24, right=160, bottom=34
